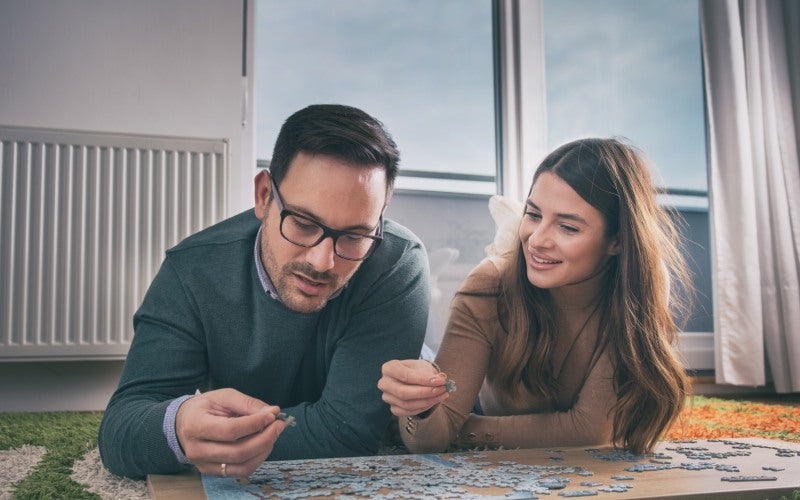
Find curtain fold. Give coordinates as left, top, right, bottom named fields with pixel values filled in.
left=701, top=0, right=800, bottom=392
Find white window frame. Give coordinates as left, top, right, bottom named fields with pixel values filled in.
left=494, top=0, right=548, bottom=202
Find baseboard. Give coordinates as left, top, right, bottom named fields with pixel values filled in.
left=678, top=332, right=782, bottom=396
left=0, top=361, right=123, bottom=412
left=678, top=332, right=781, bottom=396
left=689, top=380, right=778, bottom=397
left=677, top=331, right=714, bottom=371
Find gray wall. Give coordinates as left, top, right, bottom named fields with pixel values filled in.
left=677, top=210, right=713, bottom=333
left=388, top=192, right=496, bottom=266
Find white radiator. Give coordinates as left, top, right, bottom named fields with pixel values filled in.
left=0, top=127, right=229, bottom=360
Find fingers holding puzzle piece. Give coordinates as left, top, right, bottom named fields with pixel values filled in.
left=276, top=412, right=297, bottom=427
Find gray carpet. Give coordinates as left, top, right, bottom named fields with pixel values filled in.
left=0, top=445, right=46, bottom=500
left=70, top=447, right=149, bottom=499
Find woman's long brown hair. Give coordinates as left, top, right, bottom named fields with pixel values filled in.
left=491, top=138, right=692, bottom=454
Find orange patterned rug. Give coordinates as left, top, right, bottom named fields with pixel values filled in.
left=666, top=395, right=800, bottom=443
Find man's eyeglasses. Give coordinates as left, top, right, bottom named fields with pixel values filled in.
left=270, top=178, right=383, bottom=261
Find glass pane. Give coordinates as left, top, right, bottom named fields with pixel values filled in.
left=543, top=0, right=707, bottom=193
left=256, top=0, right=496, bottom=191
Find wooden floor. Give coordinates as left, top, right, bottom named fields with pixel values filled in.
left=688, top=375, right=800, bottom=406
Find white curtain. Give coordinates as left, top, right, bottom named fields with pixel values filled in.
left=701, top=0, right=800, bottom=392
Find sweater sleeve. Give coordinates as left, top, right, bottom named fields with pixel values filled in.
left=400, top=277, right=495, bottom=453
left=98, top=259, right=208, bottom=478
left=268, top=238, right=430, bottom=460
left=401, top=259, right=616, bottom=453
left=452, top=353, right=616, bottom=450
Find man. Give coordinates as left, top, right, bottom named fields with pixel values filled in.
left=98, top=104, right=430, bottom=479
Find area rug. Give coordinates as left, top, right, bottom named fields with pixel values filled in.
left=667, top=395, right=800, bottom=443
left=1, top=395, right=798, bottom=499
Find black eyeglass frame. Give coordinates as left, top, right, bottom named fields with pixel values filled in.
left=270, top=178, right=383, bottom=261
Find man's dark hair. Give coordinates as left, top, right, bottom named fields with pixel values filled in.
left=269, top=104, right=400, bottom=192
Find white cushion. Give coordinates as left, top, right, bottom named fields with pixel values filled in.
left=485, top=195, right=524, bottom=258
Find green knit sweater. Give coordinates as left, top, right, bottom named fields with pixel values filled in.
left=98, top=210, right=429, bottom=478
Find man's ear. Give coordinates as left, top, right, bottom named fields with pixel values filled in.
left=254, top=170, right=272, bottom=219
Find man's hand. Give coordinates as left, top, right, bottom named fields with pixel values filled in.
left=378, top=359, right=449, bottom=417
left=176, top=388, right=286, bottom=477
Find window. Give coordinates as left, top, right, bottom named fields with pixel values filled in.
left=255, top=0, right=497, bottom=195
left=253, top=0, right=713, bottom=345
left=543, top=0, right=707, bottom=210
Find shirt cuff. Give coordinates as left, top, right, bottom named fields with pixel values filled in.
left=163, top=394, right=195, bottom=465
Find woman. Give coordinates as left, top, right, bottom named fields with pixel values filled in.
left=378, top=138, right=692, bottom=454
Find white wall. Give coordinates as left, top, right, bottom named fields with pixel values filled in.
left=0, top=0, right=255, bottom=214
left=0, top=0, right=255, bottom=412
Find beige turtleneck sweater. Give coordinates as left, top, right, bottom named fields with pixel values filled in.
left=402, top=256, right=616, bottom=453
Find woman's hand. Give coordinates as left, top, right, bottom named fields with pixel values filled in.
left=378, top=359, right=450, bottom=416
